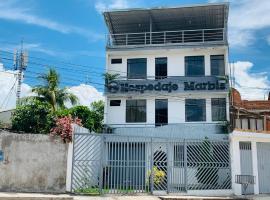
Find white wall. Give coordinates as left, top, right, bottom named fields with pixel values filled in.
left=106, top=93, right=228, bottom=126
left=107, top=46, right=228, bottom=77
left=230, top=131, right=270, bottom=195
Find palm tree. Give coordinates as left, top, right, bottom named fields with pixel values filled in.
left=103, top=72, right=120, bottom=88
left=30, top=68, right=78, bottom=111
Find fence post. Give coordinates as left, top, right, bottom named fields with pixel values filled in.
left=184, top=139, right=188, bottom=192
left=99, top=135, right=105, bottom=194
left=166, top=140, right=170, bottom=194
left=150, top=138, right=154, bottom=194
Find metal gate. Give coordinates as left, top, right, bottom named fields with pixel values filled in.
left=239, top=142, right=254, bottom=194
left=257, top=143, right=270, bottom=194
left=71, top=133, right=231, bottom=194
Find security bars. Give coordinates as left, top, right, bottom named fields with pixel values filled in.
left=71, top=133, right=231, bottom=194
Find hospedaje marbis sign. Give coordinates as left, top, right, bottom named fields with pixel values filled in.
left=106, top=76, right=228, bottom=94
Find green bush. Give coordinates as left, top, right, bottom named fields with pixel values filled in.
left=11, top=100, right=55, bottom=134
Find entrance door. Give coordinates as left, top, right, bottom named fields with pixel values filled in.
left=257, top=143, right=270, bottom=194
left=239, top=142, right=254, bottom=194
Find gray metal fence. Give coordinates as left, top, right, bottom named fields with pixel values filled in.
left=71, top=133, right=231, bottom=194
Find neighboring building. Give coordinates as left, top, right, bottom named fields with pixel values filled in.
left=0, top=109, right=14, bottom=128
left=104, top=3, right=230, bottom=140
left=231, top=88, right=270, bottom=132
left=230, top=89, right=270, bottom=195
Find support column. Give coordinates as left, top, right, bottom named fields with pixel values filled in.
left=230, top=137, right=241, bottom=195
left=251, top=141, right=259, bottom=194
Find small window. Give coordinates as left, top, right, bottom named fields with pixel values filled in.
left=185, top=99, right=206, bottom=122
left=127, top=58, right=147, bottom=79
left=126, top=99, right=146, bottom=123
left=185, top=56, right=205, bottom=76
left=211, top=55, right=225, bottom=76
left=211, top=98, right=226, bottom=121
left=155, top=99, right=168, bottom=125
left=110, top=100, right=121, bottom=106
left=155, top=57, right=167, bottom=79
left=111, top=58, right=122, bottom=64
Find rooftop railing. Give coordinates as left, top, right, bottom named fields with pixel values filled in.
left=107, top=28, right=225, bottom=48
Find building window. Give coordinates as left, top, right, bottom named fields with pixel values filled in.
left=211, top=55, right=225, bottom=76
left=185, top=56, right=205, bottom=76
left=110, top=100, right=121, bottom=106
left=127, top=58, right=147, bottom=79
left=155, top=99, right=168, bottom=125
left=111, top=58, right=122, bottom=64
left=185, top=99, right=206, bottom=122
left=126, top=100, right=146, bottom=123
left=155, top=57, right=167, bottom=79
left=211, top=98, right=226, bottom=121
left=174, top=145, right=184, bottom=167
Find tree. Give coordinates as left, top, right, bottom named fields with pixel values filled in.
left=12, top=100, right=54, bottom=134
left=87, top=100, right=104, bottom=133
left=103, top=72, right=119, bottom=88
left=28, top=68, right=78, bottom=111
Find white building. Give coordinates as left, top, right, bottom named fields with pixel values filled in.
left=103, top=3, right=230, bottom=140
left=68, top=3, right=234, bottom=196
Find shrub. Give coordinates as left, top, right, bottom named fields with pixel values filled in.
left=50, top=115, right=81, bottom=143
left=12, top=100, right=54, bottom=134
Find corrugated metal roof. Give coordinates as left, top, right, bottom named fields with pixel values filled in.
left=103, top=3, right=229, bottom=34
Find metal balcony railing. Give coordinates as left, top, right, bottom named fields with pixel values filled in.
left=107, top=28, right=225, bottom=47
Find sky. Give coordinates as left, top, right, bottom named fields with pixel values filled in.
left=0, top=0, right=270, bottom=110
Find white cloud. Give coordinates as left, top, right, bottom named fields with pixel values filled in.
left=0, top=1, right=103, bottom=41
left=68, top=84, right=104, bottom=107
left=233, top=61, right=270, bottom=100
left=0, top=65, right=32, bottom=111
left=0, top=63, right=103, bottom=111
left=228, top=0, right=270, bottom=47
left=95, top=0, right=130, bottom=13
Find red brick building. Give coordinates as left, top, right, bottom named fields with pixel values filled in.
left=231, top=88, right=270, bottom=132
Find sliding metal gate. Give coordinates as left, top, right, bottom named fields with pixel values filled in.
left=71, top=133, right=231, bottom=194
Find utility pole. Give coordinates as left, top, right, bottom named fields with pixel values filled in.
left=14, top=40, right=28, bottom=105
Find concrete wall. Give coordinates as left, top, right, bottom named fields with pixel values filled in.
left=106, top=46, right=229, bottom=77
left=106, top=93, right=229, bottom=127
left=0, top=131, right=68, bottom=193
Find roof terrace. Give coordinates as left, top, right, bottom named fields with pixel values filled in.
left=103, top=3, right=229, bottom=49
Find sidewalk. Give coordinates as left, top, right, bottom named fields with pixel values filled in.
left=1, top=192, right=270, bottom=200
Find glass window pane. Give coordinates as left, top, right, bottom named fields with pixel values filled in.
left=155, top=99, right=168, bottom=125
left=110, top=100, right=121, bottom=106
left=185, top=99, right=206, bottom=122
left=211, top=55, right=225, bottom=76
left=155, top=57, right=167, bottom=79
left=126, top=100, right=146, bottom=123
left=185, top=56, right=205, bottom=76
left=211, top=98, right=226, bottom=121
left=127, top=58, right=147, bottom=79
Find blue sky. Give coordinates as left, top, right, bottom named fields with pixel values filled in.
left=0, top=0, right=270, bottom=109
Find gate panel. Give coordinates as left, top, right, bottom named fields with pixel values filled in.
left=71, top=134, right=103, bottom=193
left=71, top=134, right=231, bottom=194
left=186, top=140, right=231, bottom=190
left=257, top=142, right=270, bottom=194
left=152, top=142, right=168, bottom=192
left=239, top=142, right=254, bottom=194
